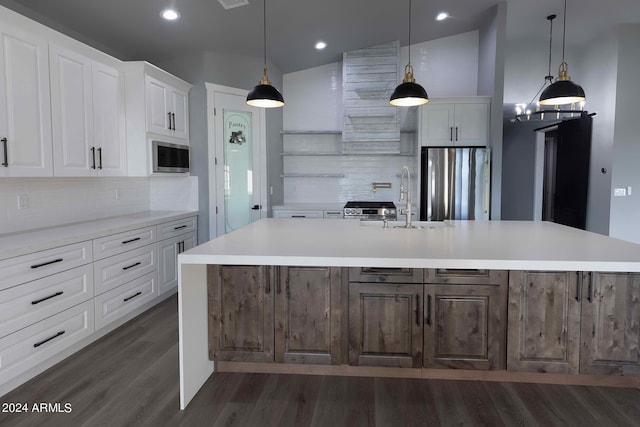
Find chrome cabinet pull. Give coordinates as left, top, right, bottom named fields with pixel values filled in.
left=32, top=291, right=64, bottom=305
left=1, top=137, right=7, bottom=167
left=123, top=291, right=142, bottom=302
left=34, top=331, right=65, bottom=348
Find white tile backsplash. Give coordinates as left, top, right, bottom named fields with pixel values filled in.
left=0, top=176, right=198, bottom=235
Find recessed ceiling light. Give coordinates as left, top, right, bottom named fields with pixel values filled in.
left=161, top=9, right=180, bottom=21
left=436, top=11, right=449, bottom=21
left=315, top=41, right=327, bottom=50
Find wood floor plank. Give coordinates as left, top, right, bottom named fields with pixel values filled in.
left=2, top=295, right=640, bottom=427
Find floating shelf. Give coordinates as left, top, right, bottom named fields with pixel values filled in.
left=281, top=173, right=345, bottom=178
left=281, top=130, right=342, bottom=134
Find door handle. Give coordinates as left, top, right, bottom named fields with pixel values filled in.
left=251, top=205, right=261, bottom=210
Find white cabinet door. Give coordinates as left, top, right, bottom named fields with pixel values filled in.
left=0, top=25, right=53, bottom=177
left=170, top=88, right=189, bottom=140
left=145, top=74, right=170, bottom=136
left=454, top=102, right=489, bottom=147
left=419, top=103, right=455, bottom=147
left=92, top=60, right=126, bottom=176
left=50, top=44, right=93, bottom=176
left=144, top=74, right=189, bottom=141
left=158, top=231, right=196, bottom=296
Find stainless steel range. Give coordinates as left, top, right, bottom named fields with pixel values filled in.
left=343, top=201, right=397, bottom=220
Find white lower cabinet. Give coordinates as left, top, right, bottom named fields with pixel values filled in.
left=0, top=264, right=94, bottom=338
left=93, top=244, right=157, bottom=295
left=94, top=271, right=157, bottom=330
left=158, top=231, right=196, bottom=296
left=0, top=213, right=197, bottom=395
left=0, top=301, right=94, bottom=385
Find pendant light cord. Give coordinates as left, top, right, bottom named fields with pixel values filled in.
left=561, top=0, right=567, bottom=62
left=263, top=0, right=267, bottom=67
left=407, top=0, right=412, bottom=64
left=547, top=15, right=554, bottom=80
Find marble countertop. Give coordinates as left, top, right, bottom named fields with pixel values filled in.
left=0, top=210, right=198, bottom=260
left=179, top=218, right=640, bottom=272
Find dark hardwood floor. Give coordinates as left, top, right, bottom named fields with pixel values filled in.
left=2, top=295, right=640, bottom=427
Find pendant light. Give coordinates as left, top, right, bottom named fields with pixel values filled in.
left=246, top=0, right=284, bottom=108
left=389, top=0, right=428, bottom=107
left=539, top=0, right=585, bottom=106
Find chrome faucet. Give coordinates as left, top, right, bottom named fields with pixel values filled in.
left=399, top=165, right=415, bottom=228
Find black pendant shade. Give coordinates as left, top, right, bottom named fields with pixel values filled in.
left=539, top=79, right=585, bottom=106
left=246, top=66, right=284, bottom=108
left=246, top=0, right=284, bottom=108
left=389, top=0, right=428, bottom=107
left=538, top=0, right=585, bottom=106
left=390, top=80, right=428, bottom=107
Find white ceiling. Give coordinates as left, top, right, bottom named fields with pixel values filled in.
left=1, top=0, right=639, bottom=74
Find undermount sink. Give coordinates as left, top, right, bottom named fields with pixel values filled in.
left=359, top=220, right=453, bottom=229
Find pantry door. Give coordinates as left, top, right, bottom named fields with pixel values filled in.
left=207, top=83, right=266, bottom=238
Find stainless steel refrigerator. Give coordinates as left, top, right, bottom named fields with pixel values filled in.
left=420, top=147, right=491, bottom=221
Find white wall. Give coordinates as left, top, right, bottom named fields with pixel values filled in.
left=609, top=25, right=640, bottom=243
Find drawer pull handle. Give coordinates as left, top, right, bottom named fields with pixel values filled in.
left=124, top=291, right=142, bottom=302
left=34, top=330, right=65, bottom=348
left=30, top=258, right=63, bottom=269
left=426, top=295, right=432, bottom=326
left=1, top=137, right=7, bottom=167
left=122, top=262, right=141, bottom=271
left=291, top=215, right=306, bottom=218
left=122, top=237, right=141, bottom=244
left=174, top=225, right=188, bottom=230
left=32, top=291, right=64, bottom=305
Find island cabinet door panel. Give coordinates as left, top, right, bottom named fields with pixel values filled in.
left=580, top=272, right=640, bottom=376
left=274, top=266, right=342, bottom=364
left=507, top=271, right=581, bottom=374
left=423, top=284, right=505, bottom=370
left=348, top=282, right=423, bottom=368
left=207, top=265, right=274, bottom=362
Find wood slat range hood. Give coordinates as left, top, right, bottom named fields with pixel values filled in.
left=342, top=41, right=401, bottom=154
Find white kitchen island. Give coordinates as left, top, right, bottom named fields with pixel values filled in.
left=177, top=218, right=640, bottom=409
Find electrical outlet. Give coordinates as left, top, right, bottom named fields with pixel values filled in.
left=613, top=188, right=627, bottom=197
left=17, top=194, right=29, bottom=210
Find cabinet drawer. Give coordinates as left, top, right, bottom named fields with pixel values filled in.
left=157, top=217, right=197, bottom=240
left=0, top=301, right=94, bottom=386
left=93, top=245, right=157, bottom=295
left=94, top=271, right=157, bottom=330
left=0, top=264, right=94, bottom=338
left=92, top=226, right=156, bottom=260
left=0, top=241, right=93, bottom=291
left=425, top=269, right=506, bottom=285
left=349, top=267, right=424, bottom=283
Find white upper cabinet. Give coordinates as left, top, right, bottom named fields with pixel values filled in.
left=0, top=23, right=53, bottom=177
left=145, top=74, right=189, bottom=140
left=420, top=98, right=490, bottom=147
left=124, top=62, right=192, bottom=176
left=50, top=44, right=126, bottom=177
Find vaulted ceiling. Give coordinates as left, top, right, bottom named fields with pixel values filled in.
left=1, top=0, right=639, bottom=74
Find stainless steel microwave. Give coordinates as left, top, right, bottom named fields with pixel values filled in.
left=152, top=140, right=190, bottom=173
